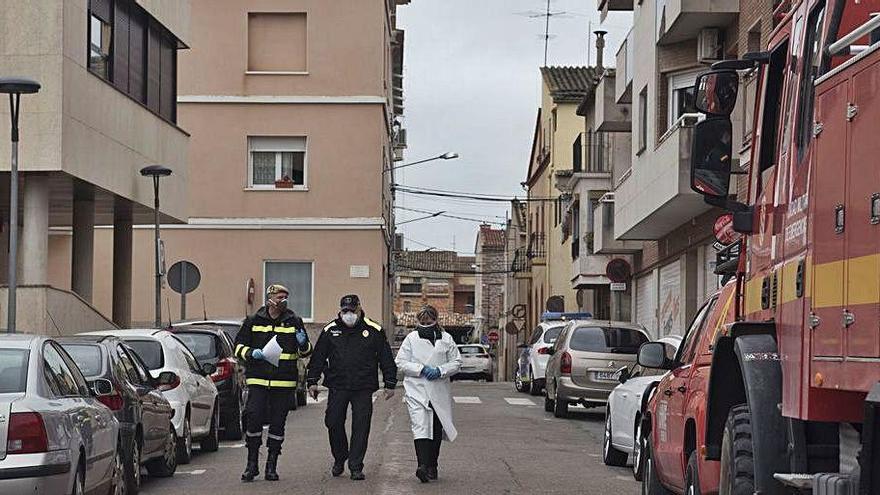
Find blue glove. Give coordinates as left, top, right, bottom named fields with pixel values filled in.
left=295, top=328, right=308, bottom=346
left=420, top=366, right=434, bottom=378
left=251, top=349, right=264, bottom=361
left=423, top=366, right=441, bottom=381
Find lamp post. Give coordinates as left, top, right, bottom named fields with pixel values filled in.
left=0, top=77, right=41, bottom=334
left=383, top=152, right=458, bottom=173
left=140, top=165, right=172, bottom=328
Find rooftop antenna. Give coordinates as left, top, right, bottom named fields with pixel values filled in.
left=515, top=0, right=582, bottom=65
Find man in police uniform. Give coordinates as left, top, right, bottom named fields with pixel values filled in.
left=234, top=284, right=311, bottom=482
left=306, top=294, right=398, bottom=481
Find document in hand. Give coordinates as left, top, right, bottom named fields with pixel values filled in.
left=261, top=335, right=283, bottom=367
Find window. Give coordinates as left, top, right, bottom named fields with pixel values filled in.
left=543, top=326, right=564, bottom=344
left=248, top=13, right=307, bottom=73
left=0, top=349, right=29, bottom=394
left=171, top=337, right=203, bottom=373
left=400, top=278, right=422, bottom=294
left=568, top=326, right=649, bottom=354
left=122, top=346, right=152, bottom=383
left=667, top=71, right=701, bottom=127
left=675, top=297, right=716, bottom=364
left=572, top=133, right=583, bottom=172
left=264, top=261, right=314, bottom=320
left=60, top=344, right=104, bottom=377
left=426, top=281, right=449, bottom=295
left=123, top=339, right=165, bottom=370
left=116, top=345, right=143, bottom=385
left=248, top=137, right=307, bottom=188
left=796, top=3, right=826, bottom=164
left=175, top=332, right=220, bottom=362
left=87, top=0, right=178, bottom=123
left=755, top=41, right=789, bottom=197
left=638, top=86, right=648, bottom=153
left=42, top=344, right=80, bottom=397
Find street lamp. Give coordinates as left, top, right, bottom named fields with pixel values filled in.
left=383, top=152, right=459, bottom=173
left=1, top=77, right=41, bottom=334
left=140, top=165, right=172, bottom=328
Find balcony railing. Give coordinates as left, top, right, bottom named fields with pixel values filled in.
left=573, top=131, right=613, bottom=173
left=527, top=233, right=547, bottom=259
left=511, top=247, right=530, bottom=273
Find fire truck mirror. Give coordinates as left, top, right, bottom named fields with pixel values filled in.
left=690, top=117, right=733, bottom=198
left=694, top=70, right=739, bottom=116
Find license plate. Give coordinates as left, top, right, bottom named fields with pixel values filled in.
left=594, top=370, right=619, bottom=382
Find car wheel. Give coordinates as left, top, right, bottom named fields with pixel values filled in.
left=528, top=369, right=542, bottom=396
left=224, top=396, right=244, bottom=441
left=485, top=373, right=494, bottom=383
left=553, top=385, right=568, bottom=418
left=71, top=460, right=85, bottom=495
left=199, top=402, right=220, bottom=452
left=176, top=415, right=193, bottom=464
left=603, top=408, right=628, bottom=466
left=632, top=419, right=646, bottom=481
left=719, top=404, right=754, bottom=495
left=124, top=437, right=141, bottom=493
left=642, top=436, right=672, bottom=495
left=146, top=423, right=178, bottom=477
left=514, top=371, right=527, bottom=393
left=297, top=389, right=308, bottom=407
left=685, top=451, right=702, bottom=495
left=111, top=444, right=125, bottom=495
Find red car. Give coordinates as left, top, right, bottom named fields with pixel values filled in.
left=637, top=282, right=736, bottom=495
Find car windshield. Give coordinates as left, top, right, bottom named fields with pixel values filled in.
left=543, top=326, right=563, bottom=344
left=60, top=344, right=103, bottom=377
left=123, top=339, right=165, bottom=370
left=174, top=333, right=218, bottom=362
left=459, top=346, right=484, bottom=355
left=569, top=326, right=648, bottom=354
left=0, top=349, right=29, bottom=393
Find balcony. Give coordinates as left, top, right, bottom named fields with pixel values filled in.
left=527, top=233, right=547, bottom=264
left=598, top=0, right=634, bottom=11
left=593, top=196, right=643, bottom=254
left=656, top=0, right=739, bottom=45
left=570, top=248, right=622, bottom=288
left=594, top=73, right=631, bottom=133
left=615, top=32, right=633, bottom=104
left=614, top=114, right=712, bottom=240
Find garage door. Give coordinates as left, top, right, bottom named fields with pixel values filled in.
left=635, top=272, right=656, bottom=338
left=658, top=260, right=682, bottom=337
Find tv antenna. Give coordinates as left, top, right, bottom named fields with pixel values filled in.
left=515, top=0, right=582, bottom=65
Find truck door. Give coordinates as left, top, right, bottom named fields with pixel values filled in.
left=844, top=59, right=880, bottom=360
left=810, top=76, right=848, bottom=358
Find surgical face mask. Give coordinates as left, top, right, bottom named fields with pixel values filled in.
left=270, top=297, right=288, bottom=311
left=341, top=312, right=358, bottom=327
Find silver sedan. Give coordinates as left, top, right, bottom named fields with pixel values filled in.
left=0, top=335, right=121, bottom=495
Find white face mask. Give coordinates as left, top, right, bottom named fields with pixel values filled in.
left=341, top=312, right=358, bottom=327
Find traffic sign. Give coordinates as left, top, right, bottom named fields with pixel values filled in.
left=480, top=335, right=489, bottom=345
left=610, top=282, right=627, bottom=292
left=606, top=258, right=632, bottom=283
left=487, top=331, right=500, bottom=344
left=168, top=261, right=201, bottom=320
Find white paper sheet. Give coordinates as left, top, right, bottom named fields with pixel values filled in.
left=261, top=335, right=282, bottom=367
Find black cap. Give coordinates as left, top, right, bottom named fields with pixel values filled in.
left=340, top=294, right=361, bottom=311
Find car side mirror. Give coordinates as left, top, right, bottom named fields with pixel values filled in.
left=200, top=362, right=217, bottom=376
left=638, top=342, right=675, bottom=370
left=90, top=378, right=113, bottom=397
left=617, top=366, right=631, bottom=384
left=690, top=117, right=733, bottom=198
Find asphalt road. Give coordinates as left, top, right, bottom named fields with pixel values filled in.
left=137, top=381, right=638, bottom=494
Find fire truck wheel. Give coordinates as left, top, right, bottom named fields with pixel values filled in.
left=719, top=404, right=755, bottom=495
left=685, top=451, right=702, bottom=495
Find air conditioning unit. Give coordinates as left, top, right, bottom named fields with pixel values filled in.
left=698, top=28, right=723, bottom=63
left=394, top=128, right=408, bottom=149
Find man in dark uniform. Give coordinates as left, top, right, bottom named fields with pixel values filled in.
left=306, top=294, right=398, bottom=481
left=234, top=284, right=312, bottom=482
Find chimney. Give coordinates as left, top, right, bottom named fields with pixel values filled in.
left=594, top=30, right=608, bottom=71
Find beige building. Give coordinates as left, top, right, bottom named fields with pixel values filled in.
left=1, top=0, right=190, bottom=333
left=49, top=0, right=409, bottom=329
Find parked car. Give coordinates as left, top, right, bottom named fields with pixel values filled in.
left=82, top=329, right=220, bottom=464
left=59, top=335, right=179, bottom=492
left=543, top=320, right=650, bottom=418
left=638, top=284, right=736, bottom=495
left=513, top=317, right=575, bottom=395
left=453, top=344, right=493, bottom=381
left=168, top=325, right=247, bottom=439
left=174, top=319, right=244, bottom=344
left=0, top=335, right=121, bottom=494
left=602, top=335, right=683, bottom=474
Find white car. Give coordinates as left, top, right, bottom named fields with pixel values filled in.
left=454, top=344, right=493, bottom=381
left=602, top=335, right=683, bottom=477
left=83, top=330, right=219, bottom=464
left=514, top=320, right=569, bottom=395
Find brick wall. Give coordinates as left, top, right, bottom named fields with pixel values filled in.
left=738, top=0, right=776, bottom=57
left=479, top=249, right=506, bottom=329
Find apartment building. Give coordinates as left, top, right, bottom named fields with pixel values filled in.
left=596, top=0, right=740, bottom=338
left=392, top=250, right=475, bottom=345
left=524, top=67, right=598, bottom=328
left=3, top=0, right=190, bottom=332
left=502, top=200, right=530, bottom=378
left=82, top=0, right=409, bottom=329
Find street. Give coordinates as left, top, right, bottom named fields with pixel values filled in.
left=136, top=382, right=637, bottom=494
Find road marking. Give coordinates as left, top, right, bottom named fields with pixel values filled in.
left=220, top=443, right=244, bottom=449
left=453, top=396, right=482, bottom=404
left=504, top=398, right=535, bottom=406
left=178, top=469, right=206, bottom=475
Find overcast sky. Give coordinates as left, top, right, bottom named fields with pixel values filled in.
left=395, top=0, right=631, bottom=255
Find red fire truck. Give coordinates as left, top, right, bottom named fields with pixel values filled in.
left=639, top=1, right=880, bottom=493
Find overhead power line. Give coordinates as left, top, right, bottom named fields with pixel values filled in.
left=394, top=185, right=560, bottom=203
left=396, top=206, right=506, bottom=226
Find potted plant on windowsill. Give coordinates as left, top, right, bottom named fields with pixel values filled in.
left=275, top=175, right=295, bottom=189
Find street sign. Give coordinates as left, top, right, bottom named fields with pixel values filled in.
left=610, top=282, right=627, bottom=292
left=606, top=258, right=632, bottom=283
left=168, top=261, right=201, bottom=320
left=480, top=335, right=489, bottom=345
left=488, top=330, right=500, bottom=344
left=505, top=321, right=521, bottom=335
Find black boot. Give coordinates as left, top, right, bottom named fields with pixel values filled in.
left=426, top=466, right=438, bottom=480
left=331, top=461, right=345, bottom=477
left=265, top=450, right=280, bottom=481
left=415, top=465, right=430, bottom=483
left=241, top=446, right=260, bottom=482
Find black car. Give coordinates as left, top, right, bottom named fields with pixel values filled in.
left=59, top=336, right=179, bottom=494
left=169, top=325, right=247, bottom=439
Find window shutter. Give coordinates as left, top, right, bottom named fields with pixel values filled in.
left=146, top=24, right=161, bottom=113
left=129, top=8, right=146, bottom=102
left=159, top=36, right=176, bottom=122
left=113, top=0, right=130, bottom=91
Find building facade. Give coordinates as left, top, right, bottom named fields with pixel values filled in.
left=82, top=0, right=409, bottom=330
left=5, top=0, right=191, bottom=333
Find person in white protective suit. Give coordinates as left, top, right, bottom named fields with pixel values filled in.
left=395, top=305, right=462, bottom=483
